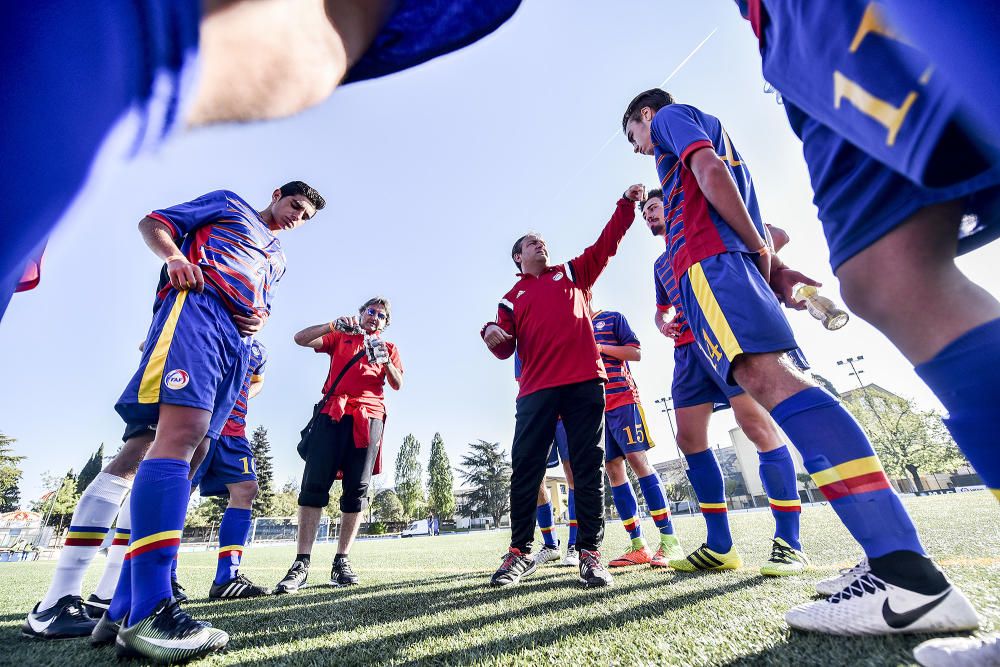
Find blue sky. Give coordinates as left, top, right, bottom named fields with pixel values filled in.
left=3, top=1, right=999, bottom=503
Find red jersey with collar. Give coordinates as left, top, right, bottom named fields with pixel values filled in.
left=316, top=331, right=402, bottom=414
left=592, top=310, right=642, bottom=412
left=483, top=198, right=636, bottom=399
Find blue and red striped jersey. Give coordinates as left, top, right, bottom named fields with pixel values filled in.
left=149, top=190, right=286, bottom=318
left=652, top=104, right=766, bottom=280
left=221, top=339, right=267, bottom=438
left=592, top=310, right=642, bottom=412
left=653, top=250, right=695, bottom=347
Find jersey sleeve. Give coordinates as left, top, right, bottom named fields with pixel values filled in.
left=651, top=105, right=714, bottom=166
left=148, top=190, right=230, bottom=238
left=614, top=312, right=640, bottom=347
left=482, top=292, right=517, bottom=360
left=316, top=331, right=339, bottom=355
left=566, top=198, right=636, bottom=291
left=654, top=265, right=672, bottom=311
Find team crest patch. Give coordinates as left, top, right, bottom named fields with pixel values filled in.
left=164, top=369, right=190, bottom=390
left=595, top=321, right=606, bottom=329
left=553, top=272, right=564, bottom=281
left=516, top=290, right=525, bottom=298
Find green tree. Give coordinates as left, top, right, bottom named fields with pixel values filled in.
left=458, top=440, right=511, bottom=527
left=76, top=443, right=104, bottom=495
left=324, top=482, right=343, bottom=522
left=811, top=373, right=841, bottom=397
left=271, top=478, right=301, bottom=517
left=0, top=432, right=25, bottom=512
left=394, top=434, right=425, bottom=520
left=663, top=479, right=694, bottom=505
left=426, top=432, right=456, bottom=519
left=186, top=496, right=226, bottom=527
left=842, top=386, right=967, bottom=491
left=249, top=426, right=276, bottom=517
left=32, top=470, right=80, bottom=530
left=371, top=489, right=404, bottom=522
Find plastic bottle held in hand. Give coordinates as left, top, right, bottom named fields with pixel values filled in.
left=334, top=318, right=364, bottom=335
left=792, top=283, right=849, bottom=331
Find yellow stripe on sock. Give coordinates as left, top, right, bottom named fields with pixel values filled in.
left=218, top=545, right=244, bottom=553
left=810, top=456, right=883, bottom=487
left=128, top=530, right=183, bottom=552
left=138, top=291, right=188, bottom=403
left=66, top=531, right=107, bottom=540
left=699, top=502, right=727, bottom=509
left=688, top=261, right=743, bottom=362
left=991, top=488, right=1000, bottom=502
left=768, top=498, right=801, bottom=507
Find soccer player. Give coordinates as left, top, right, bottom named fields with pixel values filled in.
left=730, top=1, right=999, bottom=642
left=642, top=191, right=810, bottom=576
left=533, top=419, right=579, bottom=567
left=190, top=339, right=270, bottom=601
left=274, top=298, right=402, bottom=593
left=622, top=87, right=979, bottom=636
left=481, top=184, right=645, bottom=588
left=99, top=182, right=323, bottom=662
left=592, top=308, right=684, bottom=570
left=1, top=1, right=522, bottom=322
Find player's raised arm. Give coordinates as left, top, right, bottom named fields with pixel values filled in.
left=567, top=186, right=642, bottom=291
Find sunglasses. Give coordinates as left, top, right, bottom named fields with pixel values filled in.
left=365, top=307, right=387, bottom=321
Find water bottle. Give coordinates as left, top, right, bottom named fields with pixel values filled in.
left=792, top=283, right=849, bottom=331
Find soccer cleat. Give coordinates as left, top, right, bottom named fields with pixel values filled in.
left=209, top=573, right=271, bottom=599
left=651, top=535, right=684, bottom=568
left=171, top=579, right=189, bottom=603
left=760, top=538, right=812, bottom=577
left=669, top=544, right=743, bottom=572
left=84, top=593, right=111, bottom=619
left=89, top=613, right=121, bottom=646
left=22, top=595, right=97, bottom=639
left=578, top=549, right=613, bottom=588
left=533, top=542, right=562, bottom=565
left=562, top=545, right=579, bottom=567
left=490, top=548, right=537, bottom=587
left=330, top=557, right=360, bottom=586
left=116, top=599, right=228, bottom=663
left=913, top=634, right=1000, bottom=666
left=815, top=558, right=869, bottom=596
left=785, top=573, right=980, bottom=635
left=273, top=560, right=309, bottom=594
left=609, top=545, right=653, bottom=568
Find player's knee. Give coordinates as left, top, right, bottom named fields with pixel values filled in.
left=229, top=480, right=258, bottom=506
left=734, top=414, right=777, bottom=449
left=625, top=451, right=653, bottom=476
left=674, top=430, right=705, bottom=455
left=839, top=273, right=891, bottom=325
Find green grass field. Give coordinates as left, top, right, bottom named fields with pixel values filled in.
left=1, top=493, right=997, bottom=666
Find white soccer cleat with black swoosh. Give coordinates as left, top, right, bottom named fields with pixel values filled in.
left=786, top=572, right=980, bottom=635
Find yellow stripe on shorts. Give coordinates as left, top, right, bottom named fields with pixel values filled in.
left=688, top=262, right=743, bottom=362
left=636, top=404, right=655, bottom=449
left=138, top=290, right=188, bottom=404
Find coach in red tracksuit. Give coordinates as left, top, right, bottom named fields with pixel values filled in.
left=481, top=184, right=645, bottom=588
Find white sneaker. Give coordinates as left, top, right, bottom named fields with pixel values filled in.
left=562, top=545, right=579, bottom=567
left=533, top=542, right=561, bottom=565
left=815, top=558, right=869, bottom=596
left=786, top=573, right=980, bottom=636
left=913, top=634, right=1000, bottom=667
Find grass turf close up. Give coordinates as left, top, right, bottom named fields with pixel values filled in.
left=0, top=493, right=997, bottom=666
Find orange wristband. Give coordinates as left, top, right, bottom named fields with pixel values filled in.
left=328, top=321, right=336, bottom=333
left=755, top=244, right=770, bottom=256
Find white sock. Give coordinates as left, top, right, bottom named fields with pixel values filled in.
left=93, top=490, right=131, bottom=600
left=39, top=472, right=130, bottom=610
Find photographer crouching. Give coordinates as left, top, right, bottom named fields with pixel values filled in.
left=274, top=297, right=403, bottom=592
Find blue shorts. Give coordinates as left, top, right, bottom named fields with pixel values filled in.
left=546, top=420, right=569, bottom=469
left=604, top=403, right=654, bottom=462
left=672, top=343, right=743, bottom=410
left=115, top=289, right=250, bottom=441
left=785, top=102, right=1000, bottom=271
left=191, top=434, right=256, bottom=497
left=679, top=252, right=799, bottom=385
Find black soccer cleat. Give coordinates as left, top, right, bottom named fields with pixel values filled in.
left=578, top=549, right=613, bottom=588
left=330, top=557, right=360, bottom=586
left=209, top=573, right=271, bottom=600
left=273, top=560, right=309, bottom=594
left=171, top=578, right=189, bottom=603
left=89, top=612, right=121, bottom=646
left=115, top=599, right=228, bottom=663
left=22, top=595, right=97, bottom=639
left=489, top=548, right=537, bottom=587
left=84, top=593, right=111, bottom=620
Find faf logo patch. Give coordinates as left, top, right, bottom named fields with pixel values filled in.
left=553, top=272, right=564, bottom=281
left=164, top=369, right=190, bottom=390
left=595, top=321, right=606, bottom=329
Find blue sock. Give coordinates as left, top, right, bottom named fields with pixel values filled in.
left=107, top=554, right=132, bottom=623
left=772, top=387, right=923, bottom=558
left=611, top=482, right=642, bottom=542
left=916, top=317, right=1000, bottom=503
left=536, top=502, right=557, bottom=548
left=128, top=458, right=190, bottom=624
left=757, top=446, right=802, bottom=550
left=567, top=489, right=577, bottom=547
left=214, top=507, right=252, bottom=585
left=685, top=450, right=732, bottom=553
left=638, top=473, right=674, bottom=535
